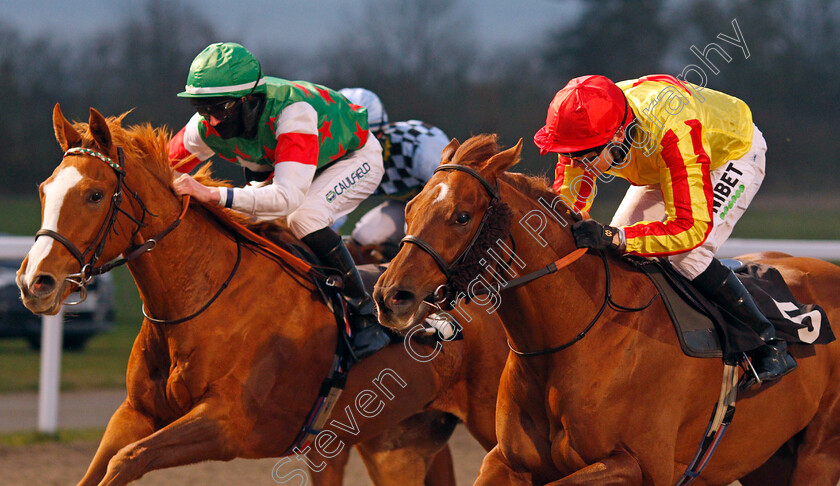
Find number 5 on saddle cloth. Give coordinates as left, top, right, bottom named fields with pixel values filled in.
left=630, top=257, right=834, bottom=362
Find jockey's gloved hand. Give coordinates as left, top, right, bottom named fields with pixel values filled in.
left=571, top=219, right=624, bottom=251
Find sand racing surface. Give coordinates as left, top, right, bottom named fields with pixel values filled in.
left=0, top=389, right=486, bottom=485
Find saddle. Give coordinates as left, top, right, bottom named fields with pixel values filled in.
left=628, top=256, right=834, bottom=360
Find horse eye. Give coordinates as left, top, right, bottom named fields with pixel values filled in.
left=455, top=212, right=471, bottom=225
left=88, top=191, right=104, bottom=204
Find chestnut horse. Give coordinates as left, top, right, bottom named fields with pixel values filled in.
left=16, top=106, right=508, bottom=486
left=374, top=134, right=840, bottom=485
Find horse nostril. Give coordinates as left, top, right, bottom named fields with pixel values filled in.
left=32, top=274, right=57, bottom=296
left=391, top=290, right=416, bottom=306
left=375, top=293, right=390, bottom=315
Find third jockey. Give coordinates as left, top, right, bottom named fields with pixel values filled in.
left=336, top=87, right=450, bottom=257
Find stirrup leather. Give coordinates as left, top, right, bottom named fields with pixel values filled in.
left=738, top=353, right=762, bottom=390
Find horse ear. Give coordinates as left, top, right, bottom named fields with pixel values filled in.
left=484, top=138, right=523, bottom=177
left=88, top=108, right=112, bottom=153
left=52, top=103, right=82, bottom=152
left=440, top=138, right=461, bottom=164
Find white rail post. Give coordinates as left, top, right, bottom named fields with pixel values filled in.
left=37, top=308, right=64, bottom=434
left=1, top=235, right=66, bottom=434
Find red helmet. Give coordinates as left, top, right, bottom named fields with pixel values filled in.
left=534, top=75, right=630, bottom=155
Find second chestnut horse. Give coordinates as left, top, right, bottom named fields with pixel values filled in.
left=374, top=134, right=840, bottom=485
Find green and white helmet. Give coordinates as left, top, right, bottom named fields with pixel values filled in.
left=178, top=42, right=267, bottom=98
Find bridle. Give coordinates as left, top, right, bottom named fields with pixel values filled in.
left=34, top=146, right=190, bottom=307
left=400, top=163, right=655, bottom=356
left=401, top=164, right=501, bottom=297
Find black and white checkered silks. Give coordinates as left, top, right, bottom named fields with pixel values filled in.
left=374, top=120, right=449, bottom=196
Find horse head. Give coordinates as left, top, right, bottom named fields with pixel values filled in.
left=17, top=104, right=154, bottom=315
left=374, top=134, right=522, bottom=331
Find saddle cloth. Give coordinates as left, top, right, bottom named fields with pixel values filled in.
left=631, top=257, right=834, bottom=359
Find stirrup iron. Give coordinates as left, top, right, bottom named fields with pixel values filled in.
left=738, top=353, right=762, bottom=390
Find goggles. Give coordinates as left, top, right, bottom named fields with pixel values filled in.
left=192, top=98, right=243, bottom=120
left=559, top=143, right=608, bottom=160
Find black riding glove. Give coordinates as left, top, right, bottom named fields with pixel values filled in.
left=571, top=219, right=623, bottom=251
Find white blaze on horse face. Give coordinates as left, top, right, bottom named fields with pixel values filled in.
left=25, top=166, right=84, bottom=283
left=433, top=183, right=450, bottom=204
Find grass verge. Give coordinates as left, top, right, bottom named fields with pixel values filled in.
left=0, top=427, right=104, bottom=447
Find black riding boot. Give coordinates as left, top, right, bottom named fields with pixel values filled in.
left=692, top=258, right=797, bottom=390
left=303, top=228, right=391, bottom=360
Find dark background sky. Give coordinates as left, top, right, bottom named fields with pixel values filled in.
left=0, top=0, right=570, bottom=56
left=1, top=0, right=838, bottom=203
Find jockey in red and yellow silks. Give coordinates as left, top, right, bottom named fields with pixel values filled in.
left=547, top=74, right=754, bottom=257
left=534, top=74, right=796, bottom=390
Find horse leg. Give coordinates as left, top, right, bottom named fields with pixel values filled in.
left=354, top=411, right=459, bottom=486
left=474, top=445, right=532, bottom=485
left=306, top=441, right=455, bottom=486
left=542, top=450, right=643, bottom=486
left=424, top=445, right=456, bottom=486
left=788, top=388, right=840, bottom=486
left=354, top=444, right=455, bottom=486
left=310, top=447, right=351, bottom=486
left=76, top=400, right=155, bottom=486
left=355, top=444, right=457, bottom=486
left=738, top=441, right=796, bottom=486
left=95, top=401, right=238, bottom=486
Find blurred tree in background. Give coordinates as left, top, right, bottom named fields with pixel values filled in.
left=72, top=0, right=219, bottom=127
left=0, top=0, right=837, bottom=197
left=544, top=0, right=673, bottom=79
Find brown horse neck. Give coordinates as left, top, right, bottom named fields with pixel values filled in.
left=494, top=179, right=641, bottom=368
left=119, top=169, right=246, bottom=328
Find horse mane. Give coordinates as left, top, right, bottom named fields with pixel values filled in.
left=499, top=172, right=555, bottom=204
left=71, top=112, right=173, bottom=188
left=443, top=134, right=584, bottom=293
left=70, top=113, right=295, bottom=239
left=450, top=133, right=560, bottom=206
left=450, top=133, right=500, bottom=167
left=448, top=133, right=567, bottom=216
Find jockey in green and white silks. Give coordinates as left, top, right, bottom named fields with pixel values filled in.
left=335, top=88, right=450, bottom=249
left=169, top=42, right=390, bottom=360
left=176, top=77, right=370, bottom=179
left=170, top=46, right=378, bottom=237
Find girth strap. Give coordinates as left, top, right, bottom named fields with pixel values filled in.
left=141, top=233, right=243, bottom=325
left=674, top=364, right=738, bottom=485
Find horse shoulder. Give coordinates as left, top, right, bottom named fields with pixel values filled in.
left=125, top=323, right=180, bottom=419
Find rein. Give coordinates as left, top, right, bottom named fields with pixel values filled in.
left=401, top=161, right=733, bottom=484
left=92, top=194, right=190, bottom=276
left=35, top=147, right=188, bottom=302
left=401, top=164, right=655, bottom=357
left=506, top=249, right=655, bottom=357
left=44, top=146, right=322, bottom=325
left=36, top=146, right=239, bottom=325
left=141, top=234, right=243, bottom=325
left=39, top=140, right=353, bottom=457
